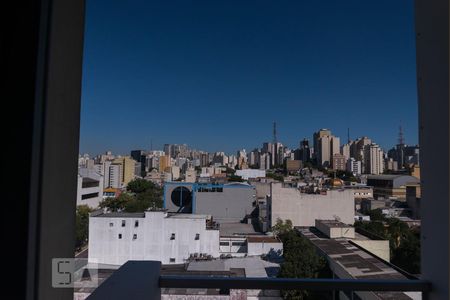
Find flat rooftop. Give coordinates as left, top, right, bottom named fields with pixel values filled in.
left=166, top=213, right=211, bottom=220
left=92, top=212, right=146, bottom=218
left=219, top=222, right=258, bottom=236
left=91, top=211, right=210, bottom=220
left=297, top=227, right=419, bottom=300
left=316, top=220, right=352, bottom=228
left=187, top=256, right=280, bottom=278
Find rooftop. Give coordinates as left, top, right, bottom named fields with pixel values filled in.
left=246, top=236, right=281, bottom=243
left=219, top=222, right=258, bottom=236
left=187, top=256, right=280, bottom=278
left=297, top=227, right=419, bottom=300
left=366, top=174, right=418, bottom=181
left=316, top=220, right=352, bottom=228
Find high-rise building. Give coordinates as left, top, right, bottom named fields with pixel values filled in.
left=200, top=153, right=210, bottom=167
left=247, top=149, right=259, bottom=167
left=112, top=157, right=136, bottom=186
left=341, top=143, right=350, bottom=160
left=163, top=144, right=172, bottom=157
left=130, top=150, right=145, bottom=162
left=131, top=150, right=146, bottom=176
left=313, top=129, right=331, bottom=160
left=317, top=135, right=339, bottom=167
left=299, top=138, right=311, bottom=162
left=385, top=158, right=398, bottom=171
left=331, top=154, right=347, bottom=171
left=159, top=155, right=171, bottom=173
left=346, top=158, right=362, bottom=176
left=317, top=136, right=331, bottom=167
left=259, top=153, right=271, bottom=170
left=364, top=143, right=384, bottom=175
left=108, top=164, right=123, bottom=188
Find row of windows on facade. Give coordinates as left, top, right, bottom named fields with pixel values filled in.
left=197, top=187, right=223, bottom=192
left=220, top=241, right=246, bottom=246
left=117, top=233, right=200, bottom=240
left=113, top=221, right=201, bottom=241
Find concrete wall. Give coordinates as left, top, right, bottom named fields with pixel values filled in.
left=247, top=242, right=283, bottom=257
left=252, top=182, right=271, bottom=199
left=76, top=174, right=104, bottom=209
left=164, top=183, right=257, bottom=222
left=269, top=183, right=354, bottom=227
left=88, top=211, right=220, bottom=265
left=351, top=240, right=390, bottom=262
left=195, top=185, right=256, bottom=223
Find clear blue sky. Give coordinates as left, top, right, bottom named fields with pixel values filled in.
left=80, top=0, right=418, bottom=156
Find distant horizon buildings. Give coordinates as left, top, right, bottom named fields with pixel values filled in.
left=79, top=124, right=420, bottom=181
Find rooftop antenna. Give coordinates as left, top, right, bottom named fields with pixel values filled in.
left=398, top=122, right=405, bottom=145
left=150, top=139, right=153, bottom=151
left=273, top=121, right=277, bottom=144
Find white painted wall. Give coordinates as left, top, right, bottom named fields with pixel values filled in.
left=269, top=183, right=355, bottom=227
left=236, top=169, right=266, bottom=180
left=247, top=242, right=283, bottom=257
left=88, top=211, right=220, bottom=265
left=76, top=169, right=104, bottom=208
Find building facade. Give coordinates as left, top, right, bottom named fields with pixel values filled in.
left=267, top=183, right=355, bottom=227
left=88, top=211, right=220, bottom=266
left=164, top=182, right=257, bottom=223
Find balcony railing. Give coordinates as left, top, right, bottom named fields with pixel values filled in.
left=86, top=261, right=432, bottom=300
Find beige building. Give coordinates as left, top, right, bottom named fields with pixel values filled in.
left=268, top=183, right=354, bottom=227
left=112, top=156, right=136, bottom=186
left=364, top=143, right=384, bottom=175
left=285, top=159, right=302, bottom=172
left=331, top=153, right=346, bottom=170
left=159, top=155, right=171, bottom=173
left=317, top=135, right=340, bottom=168
left=185, top=168, right=197, bottom=183
left=341, top=143, right=350, bottom=160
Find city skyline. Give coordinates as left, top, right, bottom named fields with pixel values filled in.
left=79, top=124, right=417, bottom=157
left=80, top=0, right=418, bottom=155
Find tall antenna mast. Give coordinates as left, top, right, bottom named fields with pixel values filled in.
left=273, top=121, right=277, bottom=144
left=398, top=123, right=405, bottom=145
left=150, top=139, right=153, bottom=151
left=347, top=127, right=350, bottom=144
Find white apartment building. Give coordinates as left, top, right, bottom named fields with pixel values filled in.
left=88, top=211, right=220, bottom=266
left=364, top=143, right=384, bottom=175
left=108, top=163, right=123, bottom=188
left=77, top=168, right=104, bottom=208
left=346, top=158, right=362, bottom=176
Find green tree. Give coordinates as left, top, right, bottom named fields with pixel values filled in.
left=278, top=230, right=329, bottom=299
left=75, top=205, right=92, bottom=251
left=355, top=220, right=386, bottom=238
left=124, top=189, right=163, bottom=212
left=367, top=208, right=386, bottom=221
left=391, top=229, right=421, bottom=274
left=386, top=218, right=410, bottom=248
left=266, top=172, right=284, bottom=182
left=99, top=193, right=134, bottom=212
left=271, top=218, right=293, bottom=238
left=126, top=178, right=153, bottom=194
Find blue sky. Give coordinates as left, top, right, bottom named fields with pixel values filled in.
left=80, top=0, right=418, bottom=156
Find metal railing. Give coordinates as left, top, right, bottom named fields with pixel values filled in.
left=87, top=261, right=432, bottom=300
